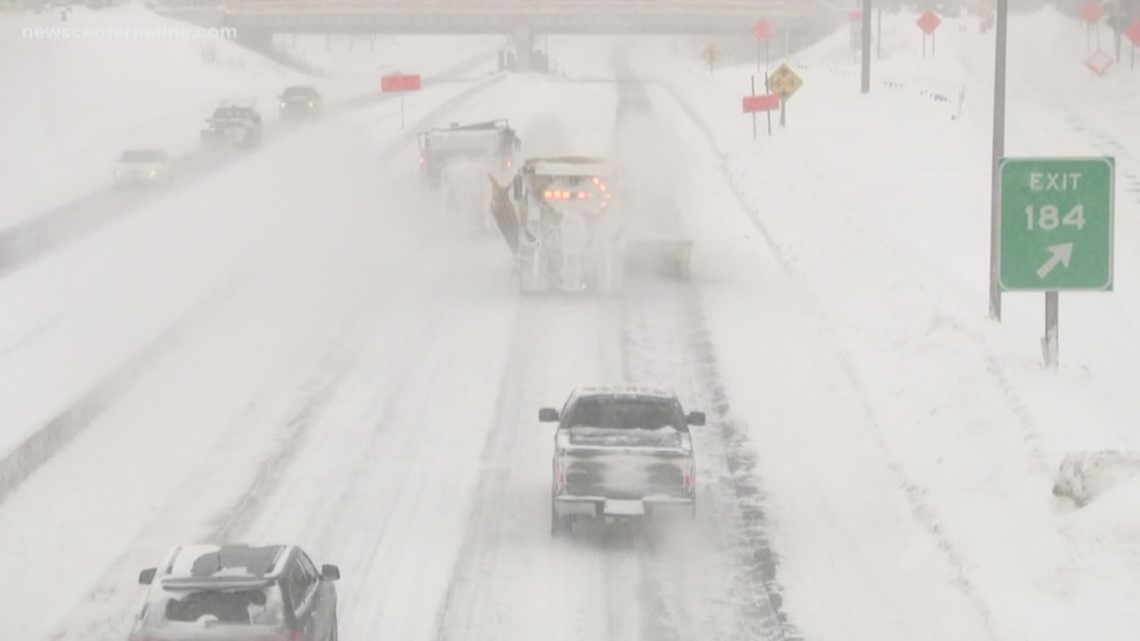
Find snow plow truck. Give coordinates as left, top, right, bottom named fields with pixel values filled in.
left=488, top=156, right=692, bottom=294
left=418, top=120, right=521, bottom=230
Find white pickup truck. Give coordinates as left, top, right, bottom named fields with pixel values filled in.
left=540, top=385, right=704, bottom=537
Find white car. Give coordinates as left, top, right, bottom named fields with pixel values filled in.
left=113, top=149, right=173, bottom=187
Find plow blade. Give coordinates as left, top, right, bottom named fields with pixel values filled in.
left=487, top=175, right=521, bottom=255
left=625, top=239, right=692, bottom=279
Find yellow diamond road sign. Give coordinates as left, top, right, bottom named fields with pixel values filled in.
left=701, top=44, right=722, bottom=65
left=767, top=63, right=803, bottom=100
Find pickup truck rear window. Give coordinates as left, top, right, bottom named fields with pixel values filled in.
left=566, top=397, right=685, bottom=431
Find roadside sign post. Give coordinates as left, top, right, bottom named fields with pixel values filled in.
left=1125, top=19, right=1140, bottom=69
left=917, top=10, right=942, bottom=58
left=878, top=6, right=883, bottom=60
left=861, top=0, right=871, bottom=93
left=751, top=76, right=757, bottom=139
left=989, top=0, right=1008, bottom=321
left=1083, top=1, right=1104, bottom=51
left=764, top=73, right=772, bottom=135
left=766, top=63, right=802, bottom=128
left=381, top=73, right=422, bottom=129
left=998, top=157, right=1115, bottom=368
left=701, top=44, right=722, bottom=74
left=742, top=85, right=779, bottom=138
left=753, top=19, right=774, bottom=74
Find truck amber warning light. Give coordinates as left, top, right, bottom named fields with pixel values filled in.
left=543, top=178, right=612, bottom=201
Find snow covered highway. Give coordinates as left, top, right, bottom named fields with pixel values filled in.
left=4, top=4, right=1140, bottom=641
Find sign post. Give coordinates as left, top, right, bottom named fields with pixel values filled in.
left=1125, top=18, right=1140, bottom=69
left=381, top=73, right=422, bottom=129
left=764, top=72, right=773, bottom=135
left=878, top=6, right=883, bottom=60
left=861, top=0, right=871, bottom=93
left=751, top=76, right=757, bottom=139
left=1083, top=1, right=1104, bottom=51
left=917, top=10, right=942, bottom=57
left=742, top=87, right=779, bottom=139
left=999, top=157, right=1115, bottom=368
left=701, top=44, right=722, bottom=74
left=766, top=63, right=803, bottom=127
left=989, top=0, right=1008, bottom=321
left=752, top=19, right=774, bottom=73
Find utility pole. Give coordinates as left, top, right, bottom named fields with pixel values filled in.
left=861, top=0, right=872, bottom=93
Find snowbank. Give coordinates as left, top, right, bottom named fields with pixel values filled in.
left=1053, top=450, right=1140, bottom=506
left=633, top=7, right=1140, bottom=641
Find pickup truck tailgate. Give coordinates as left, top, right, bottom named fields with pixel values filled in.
left=557, top=428, right=693, bottom=500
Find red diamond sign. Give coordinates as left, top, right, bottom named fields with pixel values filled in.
left=917, top=10, right=942, bottom=34
left=1081, top=1, right=1104, bottom=24
left=1126, top=18, right=1140, bottom=46
left=1085, top=50, right=1113, bottom=75
left=849, top=10, right=862, bottom=22
left=752, top=18, right=774, bottom=40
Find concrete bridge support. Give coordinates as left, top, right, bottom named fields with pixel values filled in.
left=512, top=24, right=534, bottom=71
left=235, top=25, right=274, bottom=51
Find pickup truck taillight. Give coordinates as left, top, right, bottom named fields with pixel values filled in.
left=683, top=463, right=695, bottom=491
left=554, top=458, right=566, bottom=487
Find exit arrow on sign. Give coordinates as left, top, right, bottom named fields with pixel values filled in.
left=1036, top=243, right=1074, bottom=279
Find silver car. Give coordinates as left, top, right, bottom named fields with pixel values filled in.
left=113, top=149, right=173, bottom=188
left=129, top=543, right=340, bottom=641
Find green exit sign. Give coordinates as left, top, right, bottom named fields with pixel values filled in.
left=999, top=157, right=1114, bottom=291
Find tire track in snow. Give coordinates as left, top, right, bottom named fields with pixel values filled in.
left=430, top=298, right=638, bottom=641
left=607, top=57, right=795, bottom=641
left=619, top=280, right=795, bottom=641
left=2, top=61, right=511, bottom=511
left=0, top=269, right=250, bottom=507
left=38, top=64, right=517, bottom=641
left=46, top=298, right=408, bottom=641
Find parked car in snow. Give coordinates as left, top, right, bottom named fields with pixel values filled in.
left=129, top=543, right=340, bottom=641
left=541, top=384, right=704, bottom=537
left=112, top=148, right=173, bottom=187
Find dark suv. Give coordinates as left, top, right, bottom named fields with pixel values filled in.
left=129, top=543, right=339, bottom=641
left=278, top=86, right=324, bottom=119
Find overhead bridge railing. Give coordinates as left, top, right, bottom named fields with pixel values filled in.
left=215, top=0, right=820, bottom=34
left=218, top=0, right=805, bottom=15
